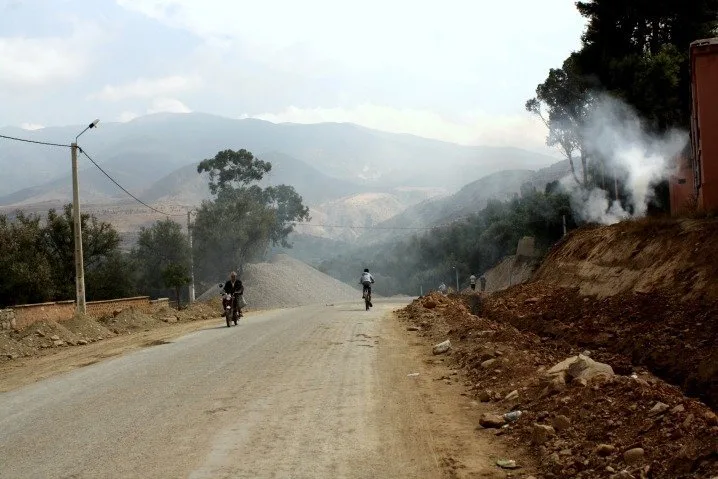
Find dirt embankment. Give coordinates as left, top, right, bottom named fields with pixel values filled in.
left=533, top=218, right=718, bottom=300
left=398, top=293, right=718, bottom=479
left=0, top=301, right=218, bottom=363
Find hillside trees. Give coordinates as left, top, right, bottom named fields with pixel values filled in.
left=318, top=189, right=574, bottom=296
left=132, top=219, right=191, bottom=301
left=192, top=149, right=310, bottom=285
left=0, top=206, right=135, bottom=307
left=528, top=0, right=718, bottom=211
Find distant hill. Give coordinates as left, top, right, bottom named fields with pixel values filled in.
left=358, top=160, right=572, bottom=243
left=0, top=112, right=559, bottom=201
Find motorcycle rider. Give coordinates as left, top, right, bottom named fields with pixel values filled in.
left=223, top=271, right=244, bottom=318
left=359, top=268, right=375, bottom=301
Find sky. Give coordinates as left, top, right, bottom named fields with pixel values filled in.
left=0, top=0, right=586, bottom=153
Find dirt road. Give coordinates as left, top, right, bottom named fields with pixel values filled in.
left=0, top=299, right=516, bottom=479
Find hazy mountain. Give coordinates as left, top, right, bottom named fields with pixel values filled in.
left=356, top=160, right=573, bottom=243
left=0, top=112, right=560, bottom=200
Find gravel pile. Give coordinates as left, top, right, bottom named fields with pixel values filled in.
left=198, top=254, right=360, bottom=310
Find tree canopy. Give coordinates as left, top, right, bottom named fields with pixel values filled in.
left=192, top=149, right=309, bottom=285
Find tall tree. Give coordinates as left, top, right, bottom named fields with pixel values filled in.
left=0, top=213, right=53, bottom=306
left=575, top=0, right=718, bottom=131
left=43, top=204, right=121, bottom=300
left=527, top=54, right=595, bottom=185
left=132, top=219, right=191, bottom=299
left=192, top=150, right=310, bottom=284
left=197, top=149, right=272, bottom=195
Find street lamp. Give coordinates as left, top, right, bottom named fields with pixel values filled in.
left=71, top=119, right=100, bottom=315
left=187, top=209, right=197, bottom=303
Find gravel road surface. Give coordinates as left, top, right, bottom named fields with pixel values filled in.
left=0, top=299, right=509, bottom=479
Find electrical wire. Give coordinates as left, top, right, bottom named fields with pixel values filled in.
left=0, top=133, right=71, bottom=148
left=78, top=147, right=185, bottom=217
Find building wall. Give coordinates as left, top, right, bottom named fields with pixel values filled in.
left=669, top=154, right=697, bottom=215
left=6, top=297, right=169, bottom=330
left=692, top=39, right=718, bottom=212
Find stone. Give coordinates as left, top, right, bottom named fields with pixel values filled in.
left=648, top=402, right=669, bottom=416
left=406, top=326, right=420, bottom=331
left=77, top=339, right=88, bottom=345
left=623, top=448, right=645, bottom=465
left=50, top=335, right=60, bottom=341
left=479, top=413, right=506, bottom=429
left=703, top=411, right=718, bottom=426
left=552, top=415, right=571, bottom=431
left=481, top=358, right=497, bottom=369
left=423, top=300, right=437, bottom=309
left=670, top=404, right=685, bottom=414
left=606, top=466, right=616, bottom=473
left=52, top=340, right=64, bottom=347
left=36, top=330, right=46, bottom=337
left=432, top=340, right=451, bottom=355
left=504, top=390, right=519, bottom=401
left=595, top=444, right=616, bottom=457
left=524, top=297, right=539, bottom=304
left=478, top=389, right=493, bottom=402
left=7, top=353, right=19, bottom=359
left=163, top=316, right=178, bottom=323
left=495, top=459, right=519, bottom=469
left=531, top=423, right=556, bottom=445
left=548, top=354, right=614, bottom=382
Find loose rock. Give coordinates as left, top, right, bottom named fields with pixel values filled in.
left=531, top=423, right=556, bottom=445
left=50, top=335, right=60, bottom=341
left=432, top=340, right=451, bottom=355
left=481, top=358, right=497, bottom=369
left=479, top=413, right=506, bottom=429
left=552, top=415, right=571, bottom=431
left=504, top=390, right=519, bottom=401
left=648, top=402, right=669, bottom=416
left=623, top=447, right=645, bottom=465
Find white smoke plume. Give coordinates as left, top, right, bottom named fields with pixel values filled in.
left=562, top=95, right=688, bottom=225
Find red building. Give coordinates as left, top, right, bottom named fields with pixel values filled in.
left=672, top=37, right=718, bottom=215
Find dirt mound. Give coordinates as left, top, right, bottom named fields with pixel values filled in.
left=534, top=218, right=718, bottom=300
left=481, top=255, right=539, bottom=292
left=397, top=293, right=718, bottom=478
left=0, top=315, right=116, bottom=360
left=203, top=254, right=359, bottom=310
left=475, top=282, right=718, bottom=409
left=0, top=301, right=217, bottom=362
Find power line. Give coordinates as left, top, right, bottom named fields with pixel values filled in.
left=0, top=133, right=71, bottom=148
left=78, top=147, right=185, bottom=218
left=292, top=217, right=473, bottom=231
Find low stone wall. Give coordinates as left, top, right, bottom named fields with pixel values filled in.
left=4, top=296, right=170, bottom=330
left=0, top=309, right=17, bottom=331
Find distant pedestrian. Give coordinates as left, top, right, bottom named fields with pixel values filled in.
left=480, top=275, right=487, bottom=292
left=469, top=274, right=476, bottom=290
left=438, top=282, right=447, bottom=295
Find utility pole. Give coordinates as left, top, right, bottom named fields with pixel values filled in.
left=562, top=214, right=567, bottom=237
left=72, top=119, right=100, bottom=315
left=187, top=210, right=195, bottom=303
left=71, top=142, right=86, bottom=315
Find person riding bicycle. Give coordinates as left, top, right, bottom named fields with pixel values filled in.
left=359, top=268, right=375, bottom=300
left=223, top=271, right=244, bottom=318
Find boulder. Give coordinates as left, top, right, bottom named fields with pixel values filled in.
left=479, top=413, right=506, bottom=429
left=432, top=340, right=451, bottom=355
left=531, top=424, right=556, bottom=445
left=547, top=354, right=614, bottom=382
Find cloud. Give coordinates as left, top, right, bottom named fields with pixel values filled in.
left=0, top=35, right=88, bottom=88
left=117, top=111, right=140, bottom=123
left=147, top=97, right=191, bottom=114
left=254, top=104, right=552, bottom=151
left=89, top=75, right=201, bottom=101
left=19, top=122, right=44, bottom=130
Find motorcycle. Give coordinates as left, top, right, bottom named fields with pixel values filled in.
left=219, top=284, right=242, bottom=327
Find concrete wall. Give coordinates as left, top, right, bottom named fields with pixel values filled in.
left=4, top=297, right=170, bottom=330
